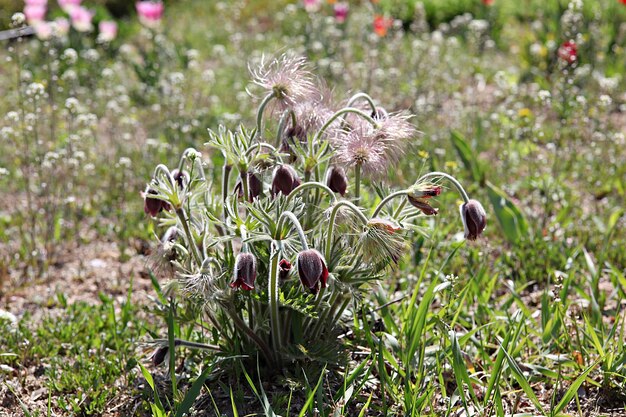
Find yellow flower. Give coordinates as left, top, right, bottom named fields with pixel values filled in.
left=418, top=150, right=429, bottom=159
left=518, top=108, right=532, bottom=118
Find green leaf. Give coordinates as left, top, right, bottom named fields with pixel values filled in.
left=450, top=130, right=483, bottom=182
left=486, top=181, right=529, bottom=244
left=552, top=359, right=600, bottom=416
left=175, top=366, right=213, bottom=417
left=299, top=366, right=326, bottom=417
left=502, top=347, right=545, bottom=414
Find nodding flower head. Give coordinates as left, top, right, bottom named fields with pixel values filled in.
left=250, top=54, right=318, bottom=109
left=296, top=249, right=329, bottom=294
left=460, top=199, right=486, bottom=240
left=406, top=182, right=441, bottom=216
left=279, top=259, right=292, bottom=281
left=325, top=166, right=348, bottom=196
left=271, top=165, right=301, bottom=197
left=230, top=252, right=257, bottom=290
left=151, top=346, right=169, bottom=366
left=361, top=218, right=406, bottom=264
left=143, top=188, right=171, bottom=217
left=171, top=169, right=189, bottom=190
left=235, top=172, right=263, bottom=201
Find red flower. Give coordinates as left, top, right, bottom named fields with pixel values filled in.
left=482, top=0, right=494, bottom=5
left=557, top=40, right=577, bottom=64
left=373, top=15, right=391, bottom=37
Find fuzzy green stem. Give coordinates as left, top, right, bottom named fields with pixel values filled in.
left=255, top=92, right=275, bottom=139
left=372, top=190, right=409, bottom=218
left=418, top=172, right=470, bottom=203
left=313, top=107, right=379, bottom=144
left=346, top=92, right=377, bottom=114
left=245, top=142, right=278, bottom=157
left=354, top=163, right=361, bottom=200
left=277, top=211, right=309, bottom=250
left=325, top=200, right=368, bottom=261
left=176, top=208, right=202, bottom=267
left=276, top=109, right=296, bottom=147
left=154, top=338, right=221, bottom=351
left=222, top=165, right=232, bottom=206
left=285, top=182, right=337, bottom=206
left=268, top=246, right=282, bottom=356
left=225, top=307, right=274, bottom=364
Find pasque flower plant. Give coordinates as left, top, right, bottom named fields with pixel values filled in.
left=144, top=54, right=486, bottom=368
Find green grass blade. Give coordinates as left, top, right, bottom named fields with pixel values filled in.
left=552, top=359, right=601, bottom=416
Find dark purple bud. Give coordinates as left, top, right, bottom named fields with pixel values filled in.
left=271, top=165, right=301, bottom=197
left=151, top=346, right=169, bottom=366
left=143, top=188, right=171, bottom=217
left=279, top=259, right=292, bottom=281
left=325, top=166, right=348, bottom=196
left=296, top=249, right=329, bottom=295
left=229, top=252, right=257, bottom=290
left=460, top=199, right=486, bottom=240
left=284, top=124, right=307, bottom=142
left=171, top=169, right=190, bottom=190
left=406, top=195, right=438, bottom=216
left=234, top=172, right=263, bottom=201
left=371, top=107, right=388, bottom=120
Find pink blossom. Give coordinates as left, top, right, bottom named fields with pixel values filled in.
left=70, top=6, right=93, bottom=32
left=136, top=1, right=164, bottom=27
left=57, top=0, right=81, bottom=12
left=98, top=20, right=117, bottom=42
left=34, top=21, right=52, bottom=39
left=54, top=17, right=70, bottom=35
left=334, top=2, right=349, bottom=23
left=303, top=0, right=322, bottom=12
left=25, top=0, right=47, bottom=6
left=24, top=5, right=46, bottom=24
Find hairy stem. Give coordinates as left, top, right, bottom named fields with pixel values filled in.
left=371, top=190, right=408, bottom=218
left=255, top=92, right=275, bottom=139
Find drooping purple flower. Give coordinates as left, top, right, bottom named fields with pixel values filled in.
left=171, top=169, right=190, bottom=190
left=250, top=54, right=318, bottom=109
left=143, top=188, right=171, bottom=217
left=296, top=249, right=329, bottom=294
left=234, top=172, right=263, bottom=201
left=460, top=200, right=487, bottom=240
left=271, top=165, right=301, bottom=197
left=229, top=252, right=257, bottom=290
left=279, top=259, right=292, bottom=281
left=325, top=166, right=348, bottom=196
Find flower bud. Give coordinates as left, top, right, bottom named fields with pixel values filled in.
left=271, top=165, right=301, bottom=197
left=171, top=169, right=189, bottom=190
left=279, top=259, right=292, bottom=281
left=151, top=346, right=168, bottom=366
left=229, top=252, right=257, bottom=290
left=296, top=249, right=329, bottom=294
left=406, top=195, right=438, bottom=215
left=460, top=199, right=486, bottom=240
left=143, top=188, right=171, bottom=217
left=235, top=172, right=263, bottom=201
left=325, top=166, right=348, bottom=196
left=406, top=183, right=442, bottom=216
